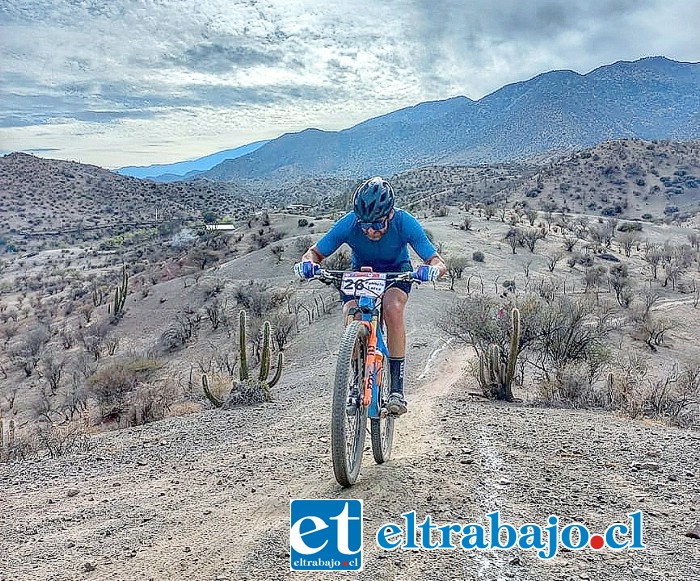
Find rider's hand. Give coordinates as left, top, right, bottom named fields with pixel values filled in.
left=293, top=261, right=320, bottom=280
left=415, top=264, right=440, bottom=282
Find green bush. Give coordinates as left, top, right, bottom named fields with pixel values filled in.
left=472, top=250, right=485, bottom=262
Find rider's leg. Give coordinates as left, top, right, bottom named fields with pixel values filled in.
left=382, top=288, right=408, bottom=403
left=383, top=288, right=408, bottom=358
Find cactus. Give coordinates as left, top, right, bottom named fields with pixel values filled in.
left=202, top=309, right=284, bottom=408
left=201, top=374, right=223, bottom=408
left=1, top=419, right=15, bottom=458
left=92, top=285, right=106, bottom=307
left=110, top=265, right=129, bottom=318
left=239, top=310, right=248, bottom=381
left=478, top=307, right=520, bottom=401
left=607, top=372, right=615, bottom=405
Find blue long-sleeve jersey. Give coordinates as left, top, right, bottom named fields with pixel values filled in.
left=315, top=209, right=437, bottom=271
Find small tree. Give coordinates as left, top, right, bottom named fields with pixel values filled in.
left=643, top=243, right=663, bottom=279
left=608, top=263, right=632, bottom=307
left=563, top=235, right=578, bottom=252
left=505, top=228, right=520, bottom=254
left=546, top=251, right=564, bottom=272
left=522, top=229, right=544, bottom=253
left=38, top=350, right=66, bottom=395
left=617, top=231, right=641, bottom=257
left=445, top=255, right=469, bottom=290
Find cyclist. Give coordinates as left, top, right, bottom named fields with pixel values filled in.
left=294, top=176, right=446, bottom=416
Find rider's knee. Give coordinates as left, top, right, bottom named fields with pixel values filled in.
left=382, top=301, right=405, bottom=325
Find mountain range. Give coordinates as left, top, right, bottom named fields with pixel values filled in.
left=116, top=140, right=269, bottom=180
left=182, top=57, right=699, bottom=184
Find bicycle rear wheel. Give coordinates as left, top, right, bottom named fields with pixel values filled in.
left=370, top=357, right=394, bottom=463
left=331, top=320, right=368, bottom=487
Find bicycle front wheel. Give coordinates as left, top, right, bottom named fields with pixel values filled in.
left=331, top=320, right=368, bottom=487
left=370, top=358, right=394, bottom=464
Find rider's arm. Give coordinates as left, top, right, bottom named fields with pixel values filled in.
left=309, top=212, right=354, bottom=262
left=301, top=246, right=325, bottom=264
left=400, top=210, right=446, bottom=279
left=424, top=253, right=447, bottom=279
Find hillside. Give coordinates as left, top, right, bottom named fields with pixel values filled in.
left=3, top=139, right=700, bottom=257
left=398, top=139, right=700, bottom=223
left=0, top=201, right=699, bottom=579
left=198, top=57, right=700, bottom=182
left=509, top=139, right=700, bottom=220
left=0, top=153, right=257, bottom=252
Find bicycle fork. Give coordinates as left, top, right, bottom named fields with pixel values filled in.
left=362, top=317, right=387, bottom=419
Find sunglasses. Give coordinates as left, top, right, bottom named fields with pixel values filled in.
left=358, top=216, right=389, bottom=232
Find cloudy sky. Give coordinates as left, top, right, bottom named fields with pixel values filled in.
left=1, top=0, right=699, bottom=169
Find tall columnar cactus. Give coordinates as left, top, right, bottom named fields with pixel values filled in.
left=111, top=265, right=129, bottom=317
left=239, top=309, right=248, bottom=381
left=0, top=418, right=15, bottom=455
left=478, top=307, right=520, bottom=401
left=92, top=285, right=106, bottom=307
left=202, top=309, right=284, bottom=408
left=258, top=321, right=283, bottom=389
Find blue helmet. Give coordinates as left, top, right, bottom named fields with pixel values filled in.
left=352, top=177, right=395, bottom=222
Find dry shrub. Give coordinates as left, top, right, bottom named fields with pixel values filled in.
left=322, top=249, right=352, bottom=271
left=625, top=364, right=700, bottom=428
left=609, top=356, right=699, bottom=428
left=87, top=356, right=164, bottom=423
left=536, top=362, right=608, bottom=408
left=122, top=380, right=181, bottom=427
left=36, top=420, right=93, bottom=459
left=198, top=372, right=231, bottom=403
left=233, top=281, right=290, bottom=317
left=0, top=420, right=38, bottom=463
left=167, top=400, right=205, bottom=417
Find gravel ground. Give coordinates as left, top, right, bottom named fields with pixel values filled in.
left=1, top=286, right=699, bottom=581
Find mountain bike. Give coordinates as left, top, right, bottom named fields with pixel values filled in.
left=314, top=268, right=420, bottom=487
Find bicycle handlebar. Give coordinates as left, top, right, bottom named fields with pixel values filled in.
left=314, top=269, right=420, bottom=285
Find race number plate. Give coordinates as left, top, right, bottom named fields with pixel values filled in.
left=341, top=272, right=387, bottom=298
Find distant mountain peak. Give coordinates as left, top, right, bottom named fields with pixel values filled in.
left=116, top=139, right=270, bottom=181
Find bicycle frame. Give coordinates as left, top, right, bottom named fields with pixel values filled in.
left=353, top=295, right=389, bottom=419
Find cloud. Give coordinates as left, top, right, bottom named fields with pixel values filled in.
left=1, top=0, right=698, bottom=167
left=170, top=42, right=285, bottom=73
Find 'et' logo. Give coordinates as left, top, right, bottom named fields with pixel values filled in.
left=290, top=499, right=363, bottom=571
